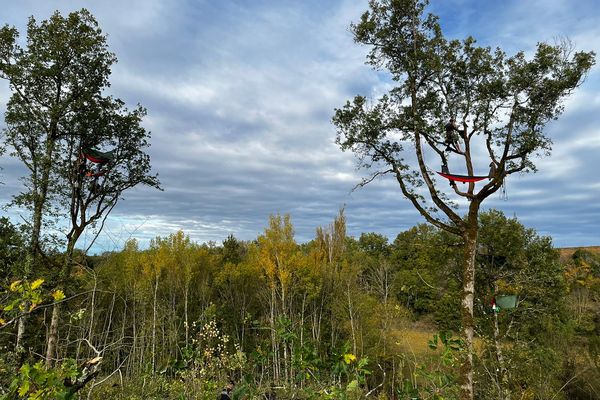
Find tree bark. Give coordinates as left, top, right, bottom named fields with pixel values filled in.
left=46, top=301, right=61, bottom=366
left=493, top=306, right=510, bottom=400
left=184, top=283, right=189, bottom=348
left=16, top=136, right=57, bottom=353
left=152, top=274, right=159, bottom=375
left=347, top=280, right=357, bottom=355
left=30, top=136, right=56, bottom=258
left=460, top=217, right=478, bottom=400
left=16, top=315, right=26, bottom=351
left=45, top=236, right=78, bottom=366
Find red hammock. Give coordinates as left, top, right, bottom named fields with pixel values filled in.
left=436, top=171, right=488, bottom=183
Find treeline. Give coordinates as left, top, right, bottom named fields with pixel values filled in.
left=1, top=210, right=598, bottom=399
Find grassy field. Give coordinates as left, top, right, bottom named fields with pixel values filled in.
left=558, top=245, right=600, bottom=262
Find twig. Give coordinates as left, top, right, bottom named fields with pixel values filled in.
left=415, top=269, right=437, bottom=290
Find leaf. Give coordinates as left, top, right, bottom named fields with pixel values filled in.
left=346, top=379, right=359, bottom=392
left=30, top=279, right=44, bottom=290
left=52, top=290, right=65, bottom=301
left=428, top=334, right=439, bottom=350
left=18, top=381, right=30, bottom=397
left=10, top=280, right=22, bottom=292
left=343, top=353, right=356, bottom=364
left=357, top=357, right=369, bottom=369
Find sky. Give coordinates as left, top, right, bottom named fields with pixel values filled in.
left=1, top=0, right=599, bottom=252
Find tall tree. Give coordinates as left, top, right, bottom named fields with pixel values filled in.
left=0, top=10, right=115, bottom=259
left=0, top=9, right=116, bottom=353
left=0, top=9, right=159, bottom=364
left=332, top=1, right=594, bottom=398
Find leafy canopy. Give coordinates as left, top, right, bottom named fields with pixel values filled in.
left=333, top=0, right=595, bottom=233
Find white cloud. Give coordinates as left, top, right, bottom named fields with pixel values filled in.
left=2, top=0, right=600, bottom=250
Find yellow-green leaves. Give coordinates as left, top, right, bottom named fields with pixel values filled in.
left=31, top=279, right=44, bottom=290
left=343, top=353, right=357, bottom=364
left=10, top=280, right=22, bottom=292
left=1, top=279, right=46, bottom=320
left=52, top=290, right=65, bottom=302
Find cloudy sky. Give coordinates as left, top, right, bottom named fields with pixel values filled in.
left=1, top=0, right=599, bottom=252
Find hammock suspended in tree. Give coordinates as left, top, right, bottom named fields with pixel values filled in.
left=436, top=171, right=488, bottom=183
left=83, top=148, right=115, bottom=164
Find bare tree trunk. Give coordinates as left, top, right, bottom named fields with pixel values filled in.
left=493, top=309, right=510, bottom=400
left=102, top=292, right=116, bottom=351
left=270, top=286, right=279, bottom=382
left=184, top=284, right=189, bottom=348
left=30, top=135, right=56, bottom=258
left=46, top=301, right=61, bottom=366
left=131, top=293, right=137, bottom=376
left=88, top=271, right=98, bottom=343
left=16, top=139, right=55, bottom=353
left=347, top=280, right=357, bottom=355
left=152, top=274, right=159, bottom=375
left=300, top=293, right=306, bottom=388
left=460, top=221, right=478, bottom=400
left=16, top=317, right=26, bottom=351
left=46, top=237, right=78, bottom=367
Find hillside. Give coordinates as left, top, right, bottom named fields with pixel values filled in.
left=558, top=245, right=600, bottom=262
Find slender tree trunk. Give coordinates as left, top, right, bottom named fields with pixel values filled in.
left=281, top=286, right=289, bottom=385
left=46, top=237, right=78, bottom=366
left=152, top=274, right=159, bottom=375
left=102, top=292, right=116, bottom=351
left=300, top=293, right=306, bottom=388
left=16, top=317, right=26, bottom=351
left=347, top=281, right=357, bottom=355
left=270, top=286, right=279, bottom=382
left=46, top=301, right=61, bottom=366
left=460, top=219, right=478, bottom=400
left=30, top=136, right=56, bottom=257
left=131, top=294, right=137, bottom=376
left=240, top=299, right=247, bottom=350
left=16, top=138, right=56, bottom=353
left=88, top=273, right=97, bottom=342
left=493, top=309, right=510, bottom=400
left=184, top=284, right=189, bottom=348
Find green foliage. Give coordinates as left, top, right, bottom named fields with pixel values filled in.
left=3, top=359, right=79, bottom=400
left=334, top=0, right=595, bottom=222
left=1, top=209, right=597, bottom=400
left=0, top=278, right=45, bottom=328
left=396, top=332, right=462, bottom=400
left=358, top=232, right=390, bottom=258
left=335, top=3, right=594, bottom=396
left=0, top=218, right=26, bottom=280
left=319, top=346, right=371, bottom=400
left=1, top=4, right=596, bottom=400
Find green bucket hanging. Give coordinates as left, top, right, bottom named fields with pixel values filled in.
left=496, top=295, right=518, bottom=309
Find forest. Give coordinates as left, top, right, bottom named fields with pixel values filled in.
left=1, top=211, right=599, bottom=399
left=1, top=0, right=599, bottom=399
